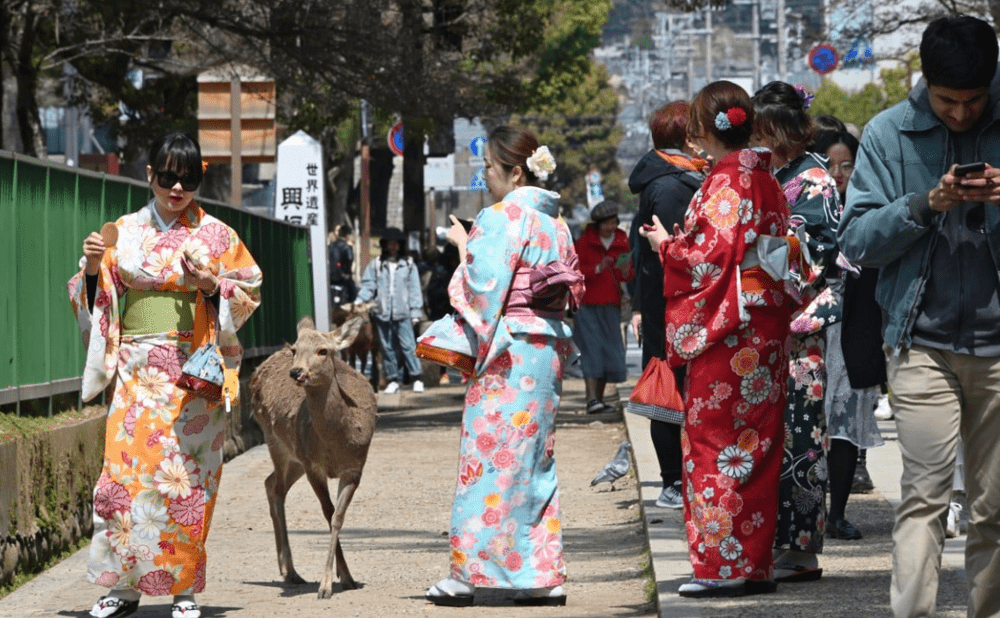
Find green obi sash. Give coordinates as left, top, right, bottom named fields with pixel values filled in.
left=121, top=289, right=198, bottom=335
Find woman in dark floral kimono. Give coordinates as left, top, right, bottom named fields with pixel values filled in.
left=751, top=81, right=842, bottom=583
left=642, top=81, right=812, bottom=598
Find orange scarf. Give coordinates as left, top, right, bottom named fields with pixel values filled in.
left=655, top=150, right=708, bottom=172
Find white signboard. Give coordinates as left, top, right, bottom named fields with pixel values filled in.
left=275, top=130, right=330, bottom=330
left=424, top=154, right=455, bottom=190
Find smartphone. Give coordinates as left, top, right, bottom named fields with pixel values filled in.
left=458, top=218, right=474, bottom=232
left=954, top=162, right=987, bottom=177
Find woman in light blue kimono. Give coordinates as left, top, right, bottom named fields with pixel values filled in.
left=425, top=126, right=584, bottom=607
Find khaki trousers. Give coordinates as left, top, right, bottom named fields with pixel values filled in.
left=887, top=345, right=1000, bottom=618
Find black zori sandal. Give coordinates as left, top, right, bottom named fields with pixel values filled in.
left=89, top=596, right=139, bottom=618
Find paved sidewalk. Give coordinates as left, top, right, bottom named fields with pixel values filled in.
left=625, top=396, right=971, bottom=617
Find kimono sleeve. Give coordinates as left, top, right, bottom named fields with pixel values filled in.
left=448, top=201, right=526, bottom=371
left=214, top=227, right=262, bottom=360
left=67, top=239, right=126, bottom=402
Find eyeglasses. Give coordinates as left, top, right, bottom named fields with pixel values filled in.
left=155, top=170, right=200, bottom=192
left=829, top=162, right=855, bottom=174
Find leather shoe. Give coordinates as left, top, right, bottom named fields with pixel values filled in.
left=827, top=518, right=863, bottom=540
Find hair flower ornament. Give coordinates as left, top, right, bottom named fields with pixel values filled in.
left=714, top=107, right=748, bottom=131
left=794, top=85, right=814, bottom=110
left=526, top=146, right=556, bottom=181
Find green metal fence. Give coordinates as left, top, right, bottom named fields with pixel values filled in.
left=0, top=150, right=314, bottom=410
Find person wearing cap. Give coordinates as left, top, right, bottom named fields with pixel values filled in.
left=356, top=227, right=425, bottom=394
left=837, top=16, right=1000, bottom=617
left=573, top=200, right=634, bottom=413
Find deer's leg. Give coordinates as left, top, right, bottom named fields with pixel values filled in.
left=329, top=475, right=361, bottom=591
left=305, top=470, right=339, bottom=598
left=305, top=471, right=335, bottom=531
left=264, top=455, right=306, bottom=585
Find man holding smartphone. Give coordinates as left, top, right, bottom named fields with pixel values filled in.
left=837, top=16, right=1000, bottom=618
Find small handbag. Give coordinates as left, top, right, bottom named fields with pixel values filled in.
left=177, top=304, right=236, bottom=410
left=177, top=341, right=225, bottom=402
left=416, top=313, right=477, bottom=375
left=626, top=355, right=685, bottom=425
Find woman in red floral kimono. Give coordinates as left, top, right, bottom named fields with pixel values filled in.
left=642, top=81, right=812, bottom=598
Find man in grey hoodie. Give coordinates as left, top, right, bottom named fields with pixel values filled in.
left=837, top=16, right=1000, bottom=618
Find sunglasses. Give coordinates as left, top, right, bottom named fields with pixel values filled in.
left=155, top=170, right=200, bottom=192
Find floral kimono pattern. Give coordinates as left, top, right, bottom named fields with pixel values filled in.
left=68, top=202, right=262, bottom=596
left=446, top=186, right=584, bottom=588
left=661, top=149, right=808, bottom=581
left=773, top=155, right=841, bottom=553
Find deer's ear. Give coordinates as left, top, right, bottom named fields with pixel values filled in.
left=329, top=315, right=364, bottom=351
left=297, top=315, right=315, bottom=333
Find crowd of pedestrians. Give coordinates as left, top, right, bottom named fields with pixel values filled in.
left=70, top=14, right=997, bottom=617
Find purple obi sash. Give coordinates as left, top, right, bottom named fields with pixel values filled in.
left=506, top=258, right=583, bottom=319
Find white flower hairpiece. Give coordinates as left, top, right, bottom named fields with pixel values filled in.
left=526, top=145, right=556, bottom=181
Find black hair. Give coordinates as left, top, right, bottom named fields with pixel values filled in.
left=920, top=16, right=998, bottom=90
left=751, top=81, right=815, bottom=162
left=813, top=131, right=859, bottom=160
left=148, top=132, right=203, bottom=187
left=338, top=224, right=352, bottom=237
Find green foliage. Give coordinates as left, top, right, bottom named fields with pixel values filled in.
left=514, top=0, right=622, bottom=211
left=810, top=55, right=920, bottom=129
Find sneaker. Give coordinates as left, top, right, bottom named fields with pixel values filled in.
left=383, top=381, right=400, bottom=394
left=655, top=483, right=684, bottom=509
left=413, top=380, right=425, bottom=393
left=852, top=464, right=875, bottom=494
left=586, top=399, right=606, bottom=414
left=946, top=502, right=963, bottom=538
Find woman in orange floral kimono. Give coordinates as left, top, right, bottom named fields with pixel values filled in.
left=68, top=133, right=262, bottom=618
left=642, top=82, right=812, bottom=598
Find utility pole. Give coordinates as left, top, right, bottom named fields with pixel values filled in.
left=777, top=0, right=787, bottom=82
left=360, top=99, right=372, bottom=270
left=229, top=74, right=242, bottom=207
left=705, top=9, right=713, bottom=84
left=688, top=28, right=696, bottom=99
left=752, top=0, right=761, bottom=92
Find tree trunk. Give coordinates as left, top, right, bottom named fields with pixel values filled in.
left=14, top=4, right=45, bottom=158
left=400, top=0, right=426, bottom=240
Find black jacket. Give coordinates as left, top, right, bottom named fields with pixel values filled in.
left=627, top=149, right=704, bottom=317
left=627, top=149, right=704, bottom=365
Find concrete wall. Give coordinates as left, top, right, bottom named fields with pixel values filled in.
left=0, top=370, right=264, bottom=587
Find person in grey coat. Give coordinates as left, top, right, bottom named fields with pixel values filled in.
left=356, top=227, right=425, bottom=393
left=836, top=16, right=1000, bottom=618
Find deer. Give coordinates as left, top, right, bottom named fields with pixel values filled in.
left=329, top=300, right=381, bottom=389
left=250, top=315, right=379, bottom=598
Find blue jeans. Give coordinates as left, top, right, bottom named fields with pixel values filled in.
left=374, top=317, right=422, bottom=383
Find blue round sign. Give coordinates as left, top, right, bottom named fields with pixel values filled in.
left=808, top=44, right=839, bottom=75
left=388, top=122, right=404, bottom=156
left=470, top=136, right=487, bottom=157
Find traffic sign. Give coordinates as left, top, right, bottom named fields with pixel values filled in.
left=470, top=167, right=486, bottom=191
left=808, top=44, right=839, bottom=75
left=388, top=121, right=404, bottom=156
left=470, top=136, right=486, bottom=157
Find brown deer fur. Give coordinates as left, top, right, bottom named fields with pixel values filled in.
left=329, top=301, right=381, bottom=389
left=250, top=315, right=378, bottom=598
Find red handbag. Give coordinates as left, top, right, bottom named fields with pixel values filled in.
left=626, top=356, right=685, bottom=425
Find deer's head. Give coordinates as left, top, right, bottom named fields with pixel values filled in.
left=288, top=315, right=364, bottom=387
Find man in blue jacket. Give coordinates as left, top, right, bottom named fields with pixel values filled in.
left=837, top=16, right=1000, bottom=618
left=356, top=227, right=425, bottom=394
